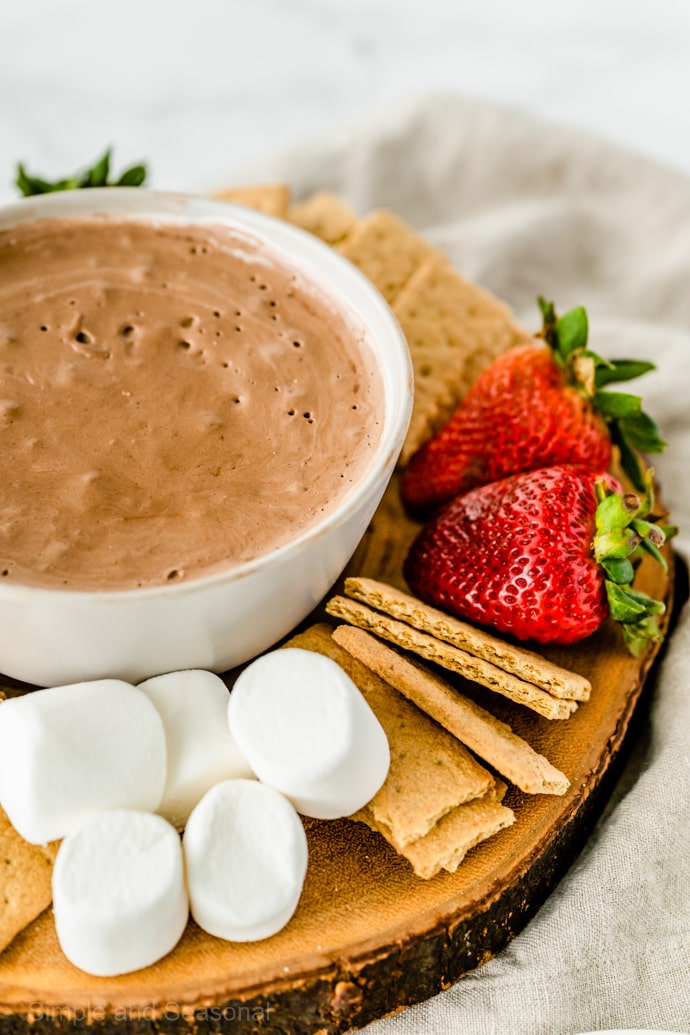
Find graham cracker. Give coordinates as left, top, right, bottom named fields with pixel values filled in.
left=343, top=577, right=591, bottom=702
left=393, top=255, right=532, bottom=464
left=213, top=183, right=291, bottom=219
left=333, top=625, right=570, bottom=795
left=284, top=624, right=495, bottom=845
left=354, top=782, right=514, bottom=880
left=354, top=776, right=507, bottom=852
left=288, top=192, right=357, bottom=245
left=325, top=597, right=578, bottom=721
left=335, top=210, right=439, bottom=305
left=398, top=797, right=514, bottom=879
left=0, top=806, right=58, bottom=955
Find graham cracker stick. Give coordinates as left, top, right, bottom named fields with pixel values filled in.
left=393, top=255, right=531, bottom=464
left=0, top=807, right=58, bottom=955
left=284, top=624, right=495, bottom=845
left=343, top=577, right=591, bottom=701
left=289, top=192, right=357, bottom=244
left=336, top=210, right=438, bottom=305
left=333, top=625, right=570, bottom=795
left=325, top=596, right=577, bottom=721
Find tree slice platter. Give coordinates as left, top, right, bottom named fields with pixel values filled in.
left=0, top=473, right=678, bottom=1035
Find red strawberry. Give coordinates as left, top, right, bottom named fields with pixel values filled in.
left=401, top=300, right=665, bottom=513
left=403, top=464, right=670, bottom=653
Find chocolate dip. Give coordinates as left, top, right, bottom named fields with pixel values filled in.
left=0, top=217, right=384, bottom=590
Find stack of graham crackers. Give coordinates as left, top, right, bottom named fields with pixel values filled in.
left=284, top=623, right=515, bottom=879
left=327, top=579, right=590, bottom=722
left=289, top=576, right=589, bottom=880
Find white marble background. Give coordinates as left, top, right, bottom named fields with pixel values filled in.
left=1, top=0, right=689, bottom=203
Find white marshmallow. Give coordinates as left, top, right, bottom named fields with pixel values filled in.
left=138, top=669, right=254, bottom=830
left=227, top=648, right=390, bottom=819
left=52, top=809, right=188, bottom=976
left=0, top=679, right=166, bottom=844
left=183, top=779, right=308, bottom=942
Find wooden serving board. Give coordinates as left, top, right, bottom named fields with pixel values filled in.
left=0, top=473, right=678, bottom=1035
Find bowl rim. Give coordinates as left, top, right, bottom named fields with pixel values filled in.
left=0, top=187, right=413, bottom=602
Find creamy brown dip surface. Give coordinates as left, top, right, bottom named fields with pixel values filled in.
left=0, top=217, right=384, bottom=590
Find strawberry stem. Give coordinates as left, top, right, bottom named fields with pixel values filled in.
left=537, top=298, right=666, bottom=491
left=593, top=468, right=672, bottom=655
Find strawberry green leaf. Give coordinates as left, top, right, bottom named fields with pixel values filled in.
left=15, top=164, right=58, bottom=196
left=601, top=557, right=635, bottom=584
left=537, top=297, right=558, bottom=349
left=606, top=582, right=648, bottom=621
left=592, top=391, right=642, bottom=419
left=623, top=586, right=666, bottom=614
left=556, top=306, right=588, bottom=356
left=537, top=296, right=556, bottom=323
left=618, top=411, right=666, bottom=453
left=80, top=148, right=111, bottom=187
left=637, top=537, right=668, bottom=571
left=609, top=423, right=646, bottom=491
left=622, top=616, right=663, bottom=656
left=116, top=164, right=147, bottom=187
left=595, top=359, right=656, bottom=386
left=606, top=582, right=666, bottom=623
left=15, top=150, right=148, bottom=196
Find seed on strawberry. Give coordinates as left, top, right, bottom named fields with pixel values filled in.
left=401, top=299, right=665, bottom=514
left=403, top=464, right=672, bottom=654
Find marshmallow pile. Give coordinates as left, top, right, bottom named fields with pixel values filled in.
left=0, top=649, right=389, bottom=976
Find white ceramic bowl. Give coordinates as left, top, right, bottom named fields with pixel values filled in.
left=0, top=189, right=412, bottom=687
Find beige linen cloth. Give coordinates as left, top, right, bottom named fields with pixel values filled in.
left=269, top=96, right=690, bottom=1034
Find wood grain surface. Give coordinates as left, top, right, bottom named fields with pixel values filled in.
left=0, top=473, right=679, bottom=1035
